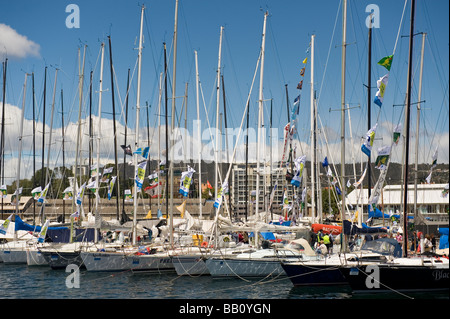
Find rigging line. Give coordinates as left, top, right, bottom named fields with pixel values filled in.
left=223, top=31, right=245, bottom=119
left=199, top=80, right=224, bottom=186
left=347, top=1, right=366, bottom=109
left=392, top=0, right=408, bottom=56
left=267, top=19, right=286, bottom=87
left=114, top=58, right=139, bottom=138
left=355, top=266, right=414, bottom=299
left=143, top=9, right=160, bottom=89
left=425, top=36, right=450, bottom=101
left=316, top=0, right=341, bottom=108
left=423, top=1, right=449, bottom=97
left=316, top=112, right=347, bottom=209
left=221, top=49, right=262, bottom=186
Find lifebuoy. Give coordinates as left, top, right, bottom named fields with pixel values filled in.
left=201, top=241, right=208, bottom=248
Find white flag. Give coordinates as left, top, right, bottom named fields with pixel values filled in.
left=37, top=220, right=50, bottom=243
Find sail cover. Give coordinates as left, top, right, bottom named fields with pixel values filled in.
left=343, top=220, right=387, bottom=236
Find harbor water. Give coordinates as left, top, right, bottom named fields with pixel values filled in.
left=1, top=263, right=448, bottom=300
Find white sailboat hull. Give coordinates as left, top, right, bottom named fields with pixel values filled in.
left=26, top=248, right=48, bottom=266
left=172, top=254, right=209, bottom=276
left=81, top=251, right=175, bottom=273
left=0, top=241, right=29, bottom=264
left=205, top=257, right=285, bottom=278
left=0, top=248, right=27, bottom=264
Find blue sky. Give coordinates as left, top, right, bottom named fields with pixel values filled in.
left=0, top=0, right=448, bottom=185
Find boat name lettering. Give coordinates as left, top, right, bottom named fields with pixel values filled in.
left=432, top=270, right=449, bottom=281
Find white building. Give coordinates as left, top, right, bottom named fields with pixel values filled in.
left=346, top=183, right=449, bottom=217
left=231, top=164, right=296, bottom=215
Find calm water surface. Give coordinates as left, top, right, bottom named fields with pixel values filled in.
left=0, top=263, right=447, bottom=301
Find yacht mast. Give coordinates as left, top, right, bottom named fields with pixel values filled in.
left=195, top=50, right=202, bottom=219
left=0, top=59, right=6, bottom=219
left=310, top=34, right=315, bottom=222
left=340, top=0, right=347, bottom=251
left=14, top=73, right=29, bottom=240
left=133, top=5, right=144, bottom=245
left=255, top=11, right=268, bottom=220
left=169, top=0, right=179, bottom=247
left=41, top=68, right=58, bottom=224
left=367, top=13, right=373, bottom=200
left=73, top=45, right=86, bottom=230
left=403, top=0, right=416, bottom=258
left=413, top=32, right=426, bottom=224
left=215, top=26, right=224, bottom=202
left=95, top=42, right=105, bottom=243
left=108, top=36, right=121, bottom=221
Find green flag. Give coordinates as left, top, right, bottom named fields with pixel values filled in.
left=378, top=55, right=393, bottom=71
left=393, top=124, right=401, bottom=145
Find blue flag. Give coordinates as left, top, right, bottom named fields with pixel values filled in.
left=322, top=156, right=329, bottom=168
left=361, top=124, right=377, bottom=157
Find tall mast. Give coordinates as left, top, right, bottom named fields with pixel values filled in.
left=88, top=70, right=93, bottom=213
left=122, top=69, right=130, bottom=220
left=403, top=0, right=415, bottom=258
left=255, top=11, right=268, bottom=220
left=169, top=0, right=179, bottom=247
left=95, top=42, right=105, bottom=243
left=413, top=32, right=426, bottom=225
left=108, top=36, right=121, bottom=221
left=73, top=45, right=87, bottom=229
left=164, top=43, right=169, bottom=221
left=41, top=67, right=47, bottom=189
left=269, top=98, right=273, bottom=220
left=310, top=34, right=315, bottom=222
left=41, top=68, right=58, bottom=224
left=0, top=59, right=6, bottom=219
left=133, top=5, right=145, bottom=245
left=245, top=98, right=250, bottom=221
left=157, top=71, right=163, bottom=215
left=222, top=75, right=232, bottom=217
left=340, top=0, right=347, bottom=251
left=195, top=50, right=202, bottom=219
left=61, top=88, right=66, bottom=222
left=15, top=73, right=29, bottom=225
left=367, top=12, right=373, bottom=199
left=215, top=26, right=224, bottom=202
left=31, top=72, right=36, bottom=223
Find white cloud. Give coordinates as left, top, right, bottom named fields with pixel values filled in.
left=0, top=23, right=40, bottom=59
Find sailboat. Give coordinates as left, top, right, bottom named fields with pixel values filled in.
left=338, top=0, right=449, bottom=293
left=281, top=0, right=369, bottom=286
left=201, top=11, right=316, bottom=278
left=0, top=73, right=31, bottom=264
left=80, top=5, right=175, bottom=273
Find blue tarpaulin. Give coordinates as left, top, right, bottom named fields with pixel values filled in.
left=13, top=215, right=98, bottom=243
left=438, top=228, right=449, bottom=249
left=270, top=221, right=292, bottom=227
left=343, top=220, right=387, bottom=235
left=14, top=215, right=68, bottom=232
left=369, top=207, right=414, bottom=220
left=249, top=232, right=276, bottom=240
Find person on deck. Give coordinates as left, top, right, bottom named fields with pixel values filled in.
left=316, top=240, right=328, bottom=256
